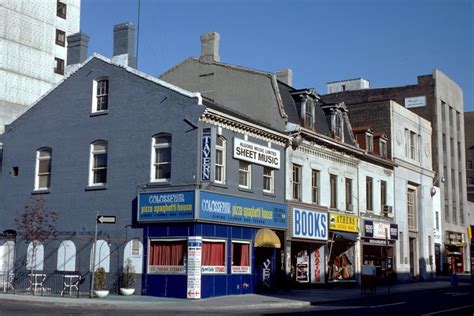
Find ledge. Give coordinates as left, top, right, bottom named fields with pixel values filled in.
left=31, top=189, right=50, bottom=195
left=90, top=110, right=109, bottom=117
left=85, top=184, right=107, bottom=191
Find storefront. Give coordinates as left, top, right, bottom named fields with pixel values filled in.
left=361, top=219, right=397, bottom=282
left=445, top=231, right=466, bottom=273
left=138, top=190, right=288, bottom=298
left=286, top=203, right=328, bottom=286
left=327, top=212, right=359, bottom=283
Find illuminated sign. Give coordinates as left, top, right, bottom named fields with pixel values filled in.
left=199, top=191, right=287, bottom=229
left=233, top=138, right=280, bottom=169
left=292, top=208, right=328, bottom=241
left=138, top=191, right=195, bottom=222
left=329, top=212, right=358, bottom=233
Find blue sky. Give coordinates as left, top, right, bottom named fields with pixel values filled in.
left=81, top=0, right=473, bottom=111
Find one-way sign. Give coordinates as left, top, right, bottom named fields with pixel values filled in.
left=97, top=215, right=116, bottom=224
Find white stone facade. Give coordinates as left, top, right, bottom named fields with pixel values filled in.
left=0, top=0, right=80, bottom=133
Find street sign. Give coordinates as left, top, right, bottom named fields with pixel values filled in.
left=96, top=215, right=116, bottom=224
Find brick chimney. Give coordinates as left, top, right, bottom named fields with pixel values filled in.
left=276, top=69, right=293, bottom=86
left=66, top=32, right=89, bottom=65
left=112, top=22, right=137, bottom=68
left=200, top=32, right=220, bottom=63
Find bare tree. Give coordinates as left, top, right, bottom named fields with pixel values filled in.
left=15, top=197, right=58, bottom=292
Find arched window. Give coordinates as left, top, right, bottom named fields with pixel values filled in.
left=90, top=240, right=110, bottom=273
left=151, top=134, right=172, bottom=182
left=26, top=241, right=44, bottom=271
left=89, top=140, right=108, bottom=186
left=35, top=148, right=52, bottom=190
left=0, top=241, right=15, bottom=273
left=215, top=136, right=226, bottom=184
left=123, top=239, right=143, bottom=274
left=57, top=240, right=76, bottom=272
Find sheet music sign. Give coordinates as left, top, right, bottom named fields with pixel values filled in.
left=201, top=128, right=212, bottom=181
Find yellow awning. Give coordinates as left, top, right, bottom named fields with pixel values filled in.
left=254, top=228, right=281, bottom=248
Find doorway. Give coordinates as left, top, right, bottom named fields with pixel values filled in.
left=409, top=237, right=417, bottom=279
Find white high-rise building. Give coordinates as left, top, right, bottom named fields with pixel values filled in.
left=0, top=0, right=80, bottom=134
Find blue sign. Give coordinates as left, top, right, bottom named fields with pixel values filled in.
left=199, top=191, right=287, bottom=229
left=292, top=208, right=328, bottom=241
left=138, top=191, right=195, bottom=222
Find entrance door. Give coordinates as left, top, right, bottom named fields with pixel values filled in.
left=409, top=237, right=417, bottom=279
left=255, top=248, right=276, bottom=292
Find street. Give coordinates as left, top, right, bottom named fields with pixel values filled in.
left=0, top=285, right=472, bottom=316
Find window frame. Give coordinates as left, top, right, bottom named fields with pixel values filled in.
left=56, top=1, right=67, bottom=19
left=238, top=161, right=252, bottom=189
left=407, top=187, right=417, bottom=230
left=147, top=238, right=187, bottom=275
left=304, top=99, right=314, bottom=129
left=201, top=238, right=227, bottom=274
left=330, top=174, right=338, bottom=209
left=215, top=136, right=226, bottom=184
left=263, top=167, right=274, bottom=194
left=150, top=134, right=172, bottom=183
left=366, top=176, right=373, bottom=211
left=89, top=141, right=108, bottom=186
left=92, top=78, right=109, bottom=113
left=381, top=180, right=387, bottom=210
left=55, top=29, right=66, bottom=47
left=231, top=240, right=252, bottom=274
left=380, top=139, right=387, bottom=158
left=333, top=112, right=343, bottom=139
left=311, top=169, right=320, bottom=205
left=54, top=57, right=64, bottom=75
left=366, top=133, right=373, bottom=153
left=35, top=148, right=52, bottom=191
left=292, top=164, right=301, bottom=201
left=345, top=177, right=352, bottom=211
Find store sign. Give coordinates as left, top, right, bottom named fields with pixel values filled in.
left=232, top=266, right=250, bottom=274
left=296, top=255, right=309, bottom=283
left=329, top=213, right=358, bottom=233
left=148, top=265, right=186, bottom=274
left=310, top=246, right=325, bottom=284
left=233, top=138, right=280, bottom=169
left=187, top=237, right=202, bottom=299
left=292, top=208, right=328, bottom=241
left=138, top=191, right=195, bottom=222
left=364, top=220, right=398, bottom=240
left=201, top=128, right=212, bottom=181
left=405, top=96, right=426, bottom=108
left=201, top=266, right=226, bottom=274
left=199, top=191, right=287, bottom=229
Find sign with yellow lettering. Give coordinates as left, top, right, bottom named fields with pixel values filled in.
left=138, top=191, right=195, bottom=222
left=329, top=213, right=358, bottom=233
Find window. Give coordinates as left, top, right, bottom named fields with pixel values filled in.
left=57, top=1, right=67, bottom=19
left=330, top=174, right=338, bottom=209
left=380, top=140, right=387, bottom=158
left=410, top=131, right=417, bottom=160
left=27, top=241, right=44, bottom=271
left=366, top=177, right=373, bottom=211
left=407, top=188, right=416, bottom=230
left=435, top=211, right=439, bottom=230
left=263, top=167, right=274, bottom=194
left=239, top=161, right=251, bottom=189
left=89, top=141, right=107, bottom=186
left=292, top=164, right=301, bottom=200
left=215, top=136, right=226, bottom=184
left=54, top=57, right=64, bottom=75
left=57, top=240, right=76, bottom=272
left=148, top=239, right=187, bottom=274
left=444, top=199, right=449, bottom=222
left=55, top=29, right=65, bottom=47
left=366, top=133, right=373, bottom=153
left=381, top=180, right=387, bottom=210
left=231, top=241, right=251, bottom=274
left=405, top=129, right=418, bottom=160
left=202, top=239, right=226, bottom=274
left=151, top=134, right=172, bottom=182
left=11, top=167, right=19, bottom=177
left=35, top=148, right=52, bottom=190
left=92, top=79, right=109, bottom=112
left=399, top=232, right=404, bottom=264
left=304, top=99, right=314, bottom=129
left=333, top=113, right=343, bottom=139
left=312, top=169, right=320, bottom=205
left=460, top=203, right=464, bottom=225
left=469, top=177, right=474, bottom=185
left=131, top=238, right=140, bottom=257
left=468, top=160, right=473, bottom=170
left=345, top=178, right=352, bottom=210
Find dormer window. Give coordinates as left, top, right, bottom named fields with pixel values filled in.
left=333, top=112, right=343, bottom=140
left=366, top=133, right=373, bottom=153
left=304, top=99, right=314, bottom=129
left=380, top=139, right=387, bottom=158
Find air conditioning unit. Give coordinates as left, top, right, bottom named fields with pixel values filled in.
left=382, top=205, right=393, bottom=216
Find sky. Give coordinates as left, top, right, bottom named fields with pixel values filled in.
left=81, top=0, right=474, bottom=111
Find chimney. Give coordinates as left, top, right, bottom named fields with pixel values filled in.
left=200, top=32, right=220, bottom=63
left=66, top=32, right=89, bottom=65
left=112, top=22, right=137, bottom=68
left=276, top=69, right=293, bottom=86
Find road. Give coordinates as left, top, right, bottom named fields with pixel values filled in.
left=0, top=285, right=472, bottom=315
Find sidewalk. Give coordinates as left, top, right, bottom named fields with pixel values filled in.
left=0, top=280, right=471, bottom=311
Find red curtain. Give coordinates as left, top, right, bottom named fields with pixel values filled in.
left=232, top=243, right=250, bottom=266
left=149, top=240, right=186, bottom=266
left=202, top=242, right=225, bottom=266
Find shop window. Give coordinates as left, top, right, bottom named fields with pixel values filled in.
left=57, top=1, right=67, bottom=19
left=366, top=177, right=373, bottom=211
left=35, top=148, right=52, bottom=190
left=201, top=239, right=226, bottom=274
left=151, top=133, right=172, bottom=182
left=345, top=178, right=352, bottom=211
left=311, top=169, right=320, bottom=205
left=330, top=174, right=337, bottom=209
left=57, top=240, right=76, bottom=272
left=239, top=161, right=251, bottom=189
left=292, top=164, right=301, bottom=201
left=215, top=136, right=226, bottom=184
left=55, top=29, right=66, bottom=47
left=92, top=78, right=109, bottom=112
left=54, top=57, right=64, bottom=75
left=148, top=239, right=187, bottom=274
left=89, top=140, right=107, bottom=186
left=231, top=241, right=251, bottom=274
left=263, top=167, right=274, bottom=194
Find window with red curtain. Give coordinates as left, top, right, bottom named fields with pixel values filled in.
left=202, top=241, right=225, bottom=266
left=232, top=242, right=250, bottom=267
left=149, top=240, right=186, bottom=266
